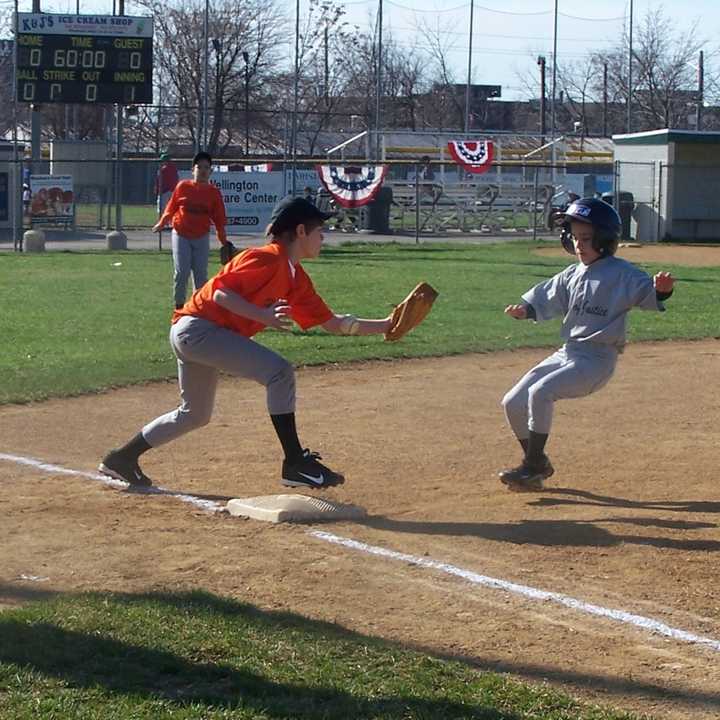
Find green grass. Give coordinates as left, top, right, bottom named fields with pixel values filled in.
left=0, top=590, right=648, bottom=719
left=2, top=242, right=718, bottom=404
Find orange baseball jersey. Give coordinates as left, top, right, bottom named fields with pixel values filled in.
left=172, top=242, right=334, bottom=337
left=160, top=180, right=227, bottom=242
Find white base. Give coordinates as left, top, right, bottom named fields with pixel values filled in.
left=226, top=494, right=367, bottom=524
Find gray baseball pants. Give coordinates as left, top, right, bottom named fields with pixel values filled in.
left=502, top=342, right=617, bottom=438
left=172, top=230, right=209, bottom=306
left=142, top=316, right=296, bottom=448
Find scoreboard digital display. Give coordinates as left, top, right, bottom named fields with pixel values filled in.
left=16, top=13, right=153, bottom=105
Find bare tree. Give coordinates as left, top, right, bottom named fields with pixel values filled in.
left=288, top=0, right=362, bottom=155
left=597, top=8, right=712, bottom=131
left=135, top=0, right=284, bottom=154
left=556, top=55, right=602, bottom=137
left=416, top=17, right=463, bottom=129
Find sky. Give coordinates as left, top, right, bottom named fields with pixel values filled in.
left=7, top=0, right=720, bottom=100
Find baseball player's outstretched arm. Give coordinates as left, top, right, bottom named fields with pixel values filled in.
left=322, top=314, right=392, bottom=336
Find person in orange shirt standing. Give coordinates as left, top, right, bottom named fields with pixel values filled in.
left=153, top=151, right=229, bottom=309
left=100, top=196, right=393, bottom=490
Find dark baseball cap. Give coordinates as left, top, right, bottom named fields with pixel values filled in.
left=269, top=196, right=333, bottom=235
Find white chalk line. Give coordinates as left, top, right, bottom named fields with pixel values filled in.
left=4, top=451, right=719, bottom=655
left=0, top=453, right=224, bottom=513
left=309, top=530, right=720, bottom=654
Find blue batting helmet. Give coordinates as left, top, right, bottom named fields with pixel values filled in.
left=561, top=197, right=621, bottom=256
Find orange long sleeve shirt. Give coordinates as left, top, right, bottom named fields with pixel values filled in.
left=173, top=242, right=333, bottom=337
left=159, top=179, right=227, bottom=243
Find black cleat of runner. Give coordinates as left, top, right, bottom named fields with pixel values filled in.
left=499, top=457, right=554, bottom=492
left=99, top=449, right=153, bottom=487
left=281, top=449, right=345, bottom=489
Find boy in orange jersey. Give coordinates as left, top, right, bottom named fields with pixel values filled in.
left=153, top=151, right=229, bottom=309
left=100, top=197, right=392, bottom=490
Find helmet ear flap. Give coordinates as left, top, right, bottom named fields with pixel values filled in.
left=592, top=230, right=619, bottom=256
left=560, top=222, right=575, bottom=254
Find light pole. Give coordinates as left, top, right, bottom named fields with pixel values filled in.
left=464, top=0, right=474, bottom=134
left=243, top=51, right=250, bottom=156
left=202, top=0, right=209, bottom=149
left=550, top=0, right=558, bottom=183
left=696, top=50, right=704, bottom=130
left=537, top=55, right=546, bottom=146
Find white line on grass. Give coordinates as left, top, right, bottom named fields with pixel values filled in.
left=4, top=451, right=719, bottom=655
left=0, top=453, right=224, bottom=513
left=309, top=529, right=720, bottom=654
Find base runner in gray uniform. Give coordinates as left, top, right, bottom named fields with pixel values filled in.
left=499, top=198, right=675, bottom=491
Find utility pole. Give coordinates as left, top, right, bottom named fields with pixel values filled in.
left=115, top=0, right=125, bottom=232
left=627, top=0, right=633, bottom=133
left=291, top=0, right=300, bottom=195
left=243, top=51, right=250, bottom=156
left=696, top=50, right=704, bottom=130
left=30, top=0, right=42, bottom=174
left=537, top=55, right=546, bottom=146
left=464, top=0, right=474, bottom=134
left=374, top=0, right=383, bottom=160
left=603, top=62, right=608, bottom=137
left=324, top=20, right=329, bottom=107
left=202, top=0, right=209, bottom=149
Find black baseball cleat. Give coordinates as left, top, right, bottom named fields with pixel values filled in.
left=281, top=449, right=345, bottom=489
left=99, top=449, right=153, bottom=487
left=499, top=457, right=554, bottom=492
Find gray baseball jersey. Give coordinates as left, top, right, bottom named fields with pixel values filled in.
left=522, top=255, right=665, bottom=352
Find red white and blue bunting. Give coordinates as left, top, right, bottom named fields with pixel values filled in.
left=447, top=140, right=494, bottom=174
left=244, top=163, right=274, bottom=173
left=316, top=164, right=388, bottom=208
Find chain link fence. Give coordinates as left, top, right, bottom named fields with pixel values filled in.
left=7, top=158, right=607, bottom=233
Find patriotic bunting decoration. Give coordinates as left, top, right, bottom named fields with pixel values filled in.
left=447, top=140, right=494, bottom=174
left=316, top=164, right=388, bottom=208
left=244, top=163, right=273, bottom=172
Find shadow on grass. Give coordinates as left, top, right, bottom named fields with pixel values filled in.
left=0, top=589, right=518, bottom=720
left=2, top=589, right=718, bottom=717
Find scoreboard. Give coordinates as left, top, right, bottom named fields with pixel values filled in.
left=16, top=13, right=153, bottom=105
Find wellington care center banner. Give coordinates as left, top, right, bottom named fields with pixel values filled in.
left=213, top=173, right=283, bottom=233
left=179, top=171, right=283, bottom=234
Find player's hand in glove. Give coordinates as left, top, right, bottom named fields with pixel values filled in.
left=384, top=282, right=439, bottom=342
left=220, top=241, right=239, bottom=265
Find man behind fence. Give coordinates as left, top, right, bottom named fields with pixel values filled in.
left=155, top=151, right=179, bottom=215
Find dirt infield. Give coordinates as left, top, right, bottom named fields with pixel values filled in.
left=1, top=340, right=719, bottom=719
left=534, top=243, right=720, bottom=267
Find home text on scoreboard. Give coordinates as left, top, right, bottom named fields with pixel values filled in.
left=15, top=13, right=153, bottom=105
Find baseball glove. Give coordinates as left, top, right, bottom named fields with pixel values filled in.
left=384, top=282, right=439, bottom=342
left=220, top=241, right=240, bottom=265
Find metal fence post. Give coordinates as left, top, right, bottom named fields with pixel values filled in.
left=414, top=162, right=420, bottom=245
left=532, top=165, right=539, bottom=243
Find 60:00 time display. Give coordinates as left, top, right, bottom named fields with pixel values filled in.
left=18, top=47, right=143, bottom=70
